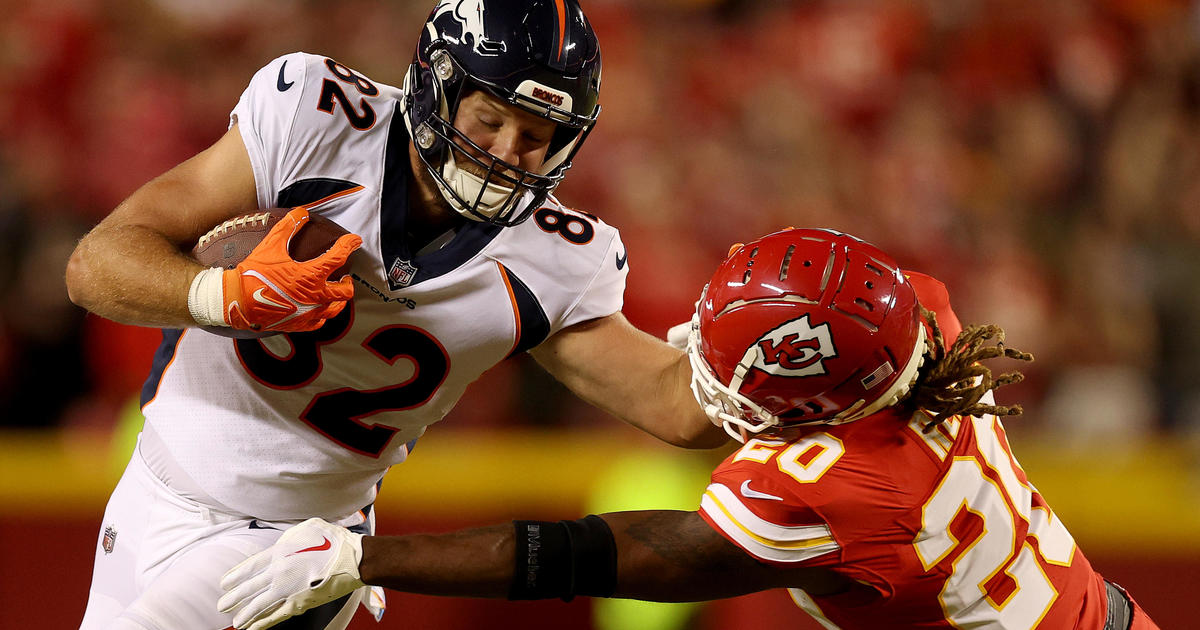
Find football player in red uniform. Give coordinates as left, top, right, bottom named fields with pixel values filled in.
left=218, top=228, right=1157, bottom=630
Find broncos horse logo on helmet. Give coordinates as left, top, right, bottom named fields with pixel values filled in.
left=432, top=0, right=507, bottom=56
left=402, top=0, right=602, bottom=226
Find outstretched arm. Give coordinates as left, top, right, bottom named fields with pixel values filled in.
left=219, top=511, right=847, bottom=630
left=359, top=510, right=838, bottom=601
left=608, top=510, right=845, bottom=601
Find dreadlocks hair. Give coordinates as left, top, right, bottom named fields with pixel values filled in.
left=906, top=305, right=1034, bottom=432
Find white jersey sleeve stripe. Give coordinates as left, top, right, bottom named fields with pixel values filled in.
left=705, top=483, right=836, bottom=545
left=700, top=483, right=840, bottom=563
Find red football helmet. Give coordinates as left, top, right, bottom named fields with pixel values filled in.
left=687, top=228, right=926, bottom=441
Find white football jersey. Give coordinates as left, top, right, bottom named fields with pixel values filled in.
left=138, top=52, right=628, bottom=521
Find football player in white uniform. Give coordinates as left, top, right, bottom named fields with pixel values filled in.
left=65, top=1, right=724, bottom=629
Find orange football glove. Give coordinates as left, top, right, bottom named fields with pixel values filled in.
left=190, top=208, right=362, bottom=333
left=225, top=207, right=361, bottom=332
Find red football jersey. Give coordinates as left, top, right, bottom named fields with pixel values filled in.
left=698, top=274, right=1109, bottom=629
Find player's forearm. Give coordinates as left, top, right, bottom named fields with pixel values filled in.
left=66, top=219, right=203, bottom=328
left=358, top=524, right=516, bottom=598
left=222, top=512, right=847, bottom=627
left=657, top=353, right=729, bottom=448
left=612, top=350, right=726, bottom=449
left=68, top=125, right=259, bottom=329
left=356, top=511, right=770, bottom=603
left=533, top=316, right=727, bottom=449
left=607, top=510, right=849, bottom=602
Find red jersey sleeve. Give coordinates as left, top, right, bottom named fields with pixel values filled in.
left=904, top=271, right=962, bottom=342
left=698, top=438, right=843, bottom=567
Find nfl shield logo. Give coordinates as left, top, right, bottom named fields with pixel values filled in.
left=102, top=525, right=118, bottom=554
left=387, top=257, right=418, bottom=290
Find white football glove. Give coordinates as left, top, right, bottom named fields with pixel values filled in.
left=217, top=518, right=365, bottom=630
left=666, top=299, right=702, bottom=351
left=666, top=321, right=691, bottom=351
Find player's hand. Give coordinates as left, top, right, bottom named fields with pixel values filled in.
left=666, top=300, right=702, bottom=351
left=224, top=207, right=361, bottom=332
left=218, top=518, right=365, bottom=630
left=666, top=319, right=692, bottom=351
left=196, top=207, right=361, bottom=333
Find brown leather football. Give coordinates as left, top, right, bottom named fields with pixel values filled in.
left=190, top=208, right=353, bottom=338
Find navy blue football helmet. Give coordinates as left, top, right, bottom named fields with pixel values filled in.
left=402, top=0, right=603, bottom=226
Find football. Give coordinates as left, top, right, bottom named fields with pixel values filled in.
left=190, top=208, right=354, bottom=339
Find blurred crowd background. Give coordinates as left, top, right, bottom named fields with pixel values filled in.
left=2, top=0, right=1199, bottom=448
left=2, top=0, right=1199, bottom=627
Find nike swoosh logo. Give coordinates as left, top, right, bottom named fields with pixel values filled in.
left=287, top=537, right=332, bottom=556
left=615, top=250, right=627, bottom=270
left=277, top=60, right=294, bottom=91
left=252, top=287, right=293, bottom=310
left=740, top=479, right=783, bottom=501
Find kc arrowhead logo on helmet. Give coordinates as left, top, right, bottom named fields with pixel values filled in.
left=752, top=315, right=838, bottom=377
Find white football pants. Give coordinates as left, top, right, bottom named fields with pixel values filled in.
left=78, top=438, right=366, bottom=630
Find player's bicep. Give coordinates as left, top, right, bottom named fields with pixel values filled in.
left=604, top=510, right=846, bottom=602
left=103, top=123, right=259, bottom=246
left=609, top=510, right=760, bottom=579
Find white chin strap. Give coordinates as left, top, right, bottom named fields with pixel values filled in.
left=438, top=155, right=525, bottom=221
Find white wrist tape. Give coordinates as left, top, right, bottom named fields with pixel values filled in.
left=188, top=267, right=228, bottom=327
